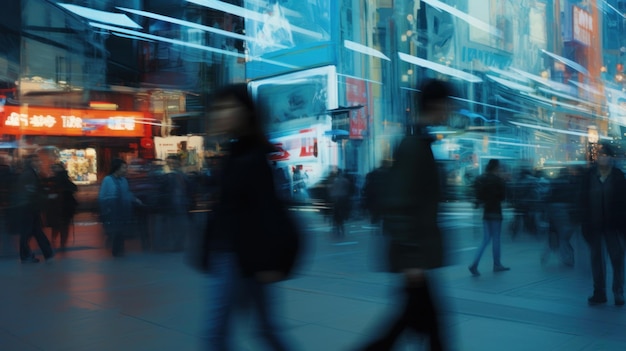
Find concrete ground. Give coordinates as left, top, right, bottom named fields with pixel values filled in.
left=1, top=203, right=625, bottom=351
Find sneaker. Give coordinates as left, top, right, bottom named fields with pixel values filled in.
left=493, top=265, right=510, bottom=272
left=588, top=295, right=608, bottom=305
left=616, top=296, right=625, bottom=306
left=468, top=265, right=480, bottom=276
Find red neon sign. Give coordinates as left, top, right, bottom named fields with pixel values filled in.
left=0, top=106, right=149, bottom=137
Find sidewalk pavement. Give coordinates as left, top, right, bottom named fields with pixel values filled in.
left=1, top=204, right=626, bottom=351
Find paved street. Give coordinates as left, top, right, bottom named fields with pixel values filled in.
left=1, top=203, right=626, bottom=350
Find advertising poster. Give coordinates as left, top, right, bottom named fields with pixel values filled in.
left=345, top=77, right=368, bottom=139
left=245, top=0, right=331, bottom=57
left=60, top=148, right=97, bottom=184
left=154, top=136, right=204, bottom=172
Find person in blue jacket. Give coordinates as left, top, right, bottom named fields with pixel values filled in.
left=98, top=158, right=142, bottom=257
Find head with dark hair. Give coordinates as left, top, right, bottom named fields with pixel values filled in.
left=209, top=83, right=265, bottom=141
left=109, top=158, right=127, bottom=176
left=418, top=79, right=454, bottom=113
left=598, top=142, right=616, bottom=157
left=486, top=159, right=500, bottom=173
left=597, top=142, right=616, bottom=168
left=23, top=154, right=41, bottom=171
left=416, top=79, right=455, bottom=125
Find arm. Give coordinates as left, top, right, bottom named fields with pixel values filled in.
left=98, top=176, right=116, bottom=203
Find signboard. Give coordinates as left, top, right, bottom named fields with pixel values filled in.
left=249, top=66, right=336, bottom=131
left=244, top=0, right=335, bottom=79
left=245, top=0, right=331, bottom=57
left=346, top=77, right=367, bottom=139
left=573, top=6, right=592, bottom=47
left=153, top=136, right=204, bottom=171
left=0, top=106, right=148, bottom=137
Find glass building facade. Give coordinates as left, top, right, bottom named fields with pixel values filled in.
left=1, top=0, right=625, bottom=188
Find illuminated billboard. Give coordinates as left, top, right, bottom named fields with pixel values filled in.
left=245, top=0, right=335, bottom=79
left=249, top=66, right=337, bottom=132
left=0, top=106, right=149, bottom=137
left=245, top=0, right=331, bottom=57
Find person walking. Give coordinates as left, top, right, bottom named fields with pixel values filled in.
left=43, top=162, right=78, bottom=250
left=541, top=167, right=579, bottom=267
left=358, top=79, right=452, bottom=351
left=362, top=160, right=392, bottom=224
left=14, top=153, right=54, bottom=263
left=580, top=142, right=626, bottom=306
left=161, top=155, right=191, bottom=251
left=98, top=158, right=142, bottom=257
left=468, top=159, right=509, bottom=276
left=329, top=169, right=352, bottom=237
left=202, top=84, right=300, bottom=351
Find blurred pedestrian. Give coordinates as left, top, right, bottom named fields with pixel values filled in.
left=329, top=168, right=351, bottom=237
left=14, top=153, right=54, bottom=263
left=362, top=160, right=392, bottom=224
left=580, top=143, right=626, bottom=306
left=98, top=158, right=142, bottom=257
left=541, top=167, right=578, bottom=267
left=158, top=155, right=191, bottom=251
left=509, top=169, right=538, bottom=237
left=358, top=79, right=452, bottom=351
left=202, top=84, right=300, bottom=351
left=292, top=165, right=308, bottom=202
left=468, top=159, right=509, bottom=276
left=43, top=162, right=78, bottom=250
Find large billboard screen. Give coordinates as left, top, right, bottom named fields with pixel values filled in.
left=244, top=0, right=331, bottom=57
left=249, top=66, right=337, bottom=132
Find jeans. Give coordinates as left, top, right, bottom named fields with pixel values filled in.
left=205, top=251, right=290, bottom=351
left=471, top=219, right=503, bottom=268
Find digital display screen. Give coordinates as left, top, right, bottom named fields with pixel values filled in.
left=245, top=0, right=331, bottom=57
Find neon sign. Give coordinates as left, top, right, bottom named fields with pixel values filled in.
left=0, top=106, right=146, bottom=137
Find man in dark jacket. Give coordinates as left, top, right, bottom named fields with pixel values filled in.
left=359, top=79, right=451, bottom=351
left=468, top=159, right=509, bottom=276
left=15, top=153, right=54, bottom=263
left=580, top=143, right=626, bottom=306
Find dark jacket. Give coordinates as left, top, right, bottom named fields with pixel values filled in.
left=382, top=128, right=444, bottom=271
left=475, top=172, right=506, bottom=220
left=43, top=170, right=78, bottom=227
left=580, top=166, right=626, bottom=238
left=13, top=166, right=46, bottom=213
left=208, top=136, right=300, bottom=277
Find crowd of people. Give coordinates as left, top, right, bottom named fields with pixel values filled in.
left=0, top=148, right=78, bottom=262
left=4, top=80, right=626, bottom=351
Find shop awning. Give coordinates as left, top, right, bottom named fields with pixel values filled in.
left=541, top=49, right=590, bottom=76
left=486, top=74, right=534, bottom=93
left=488, top=67, right=530, bottom=83
left=326, top=105, right=364, bottom=115
left=570, top=81, right=603, bottom=96
left=324, top=130, right=350, bottom=136
left=344, top=40, right=390, bottom=61
left=509, top=67, right=577, bottom=94
left=398, top=52, right=483, bottom=83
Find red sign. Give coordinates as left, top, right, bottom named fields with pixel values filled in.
left=573, top=6, right=592, bottom=47
left=346, top=78, right=368, bottom=139
left=0, top=106, right=149, bottom=137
